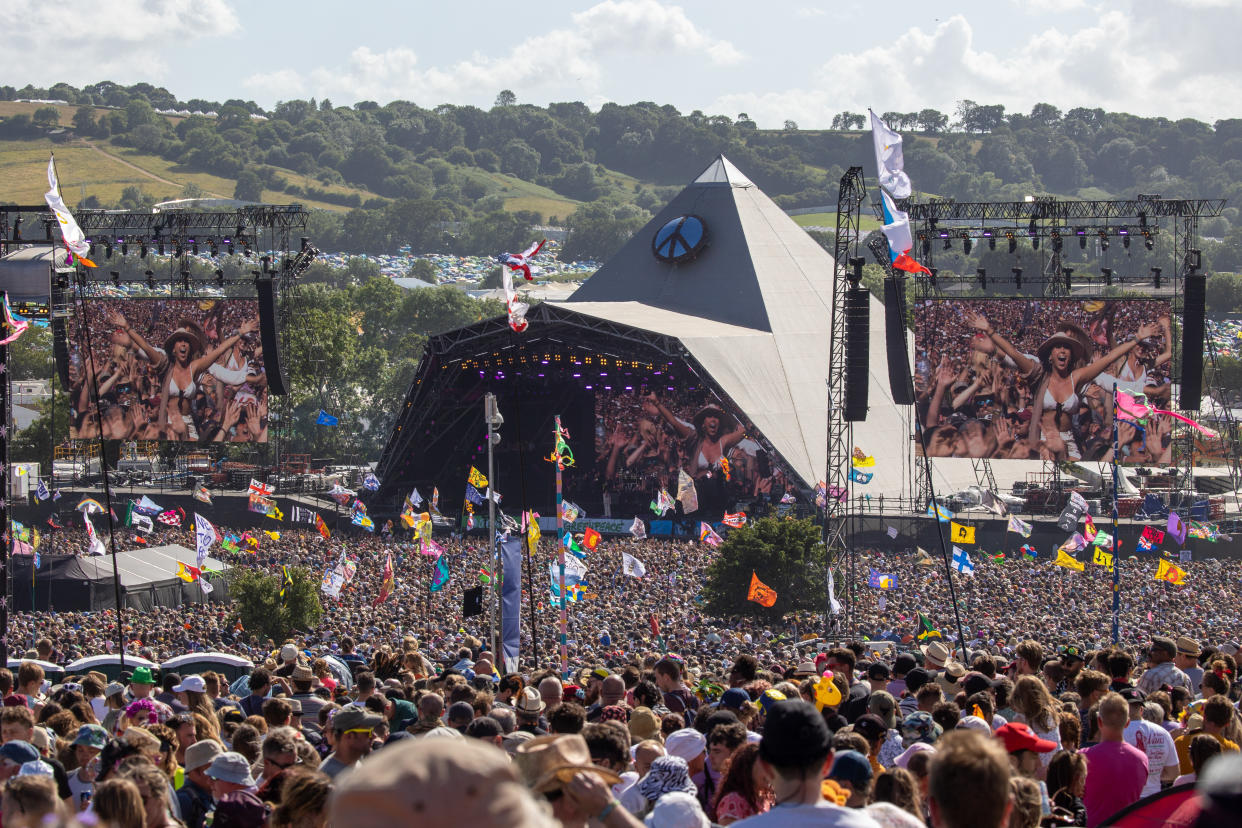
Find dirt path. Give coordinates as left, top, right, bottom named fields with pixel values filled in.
left=83, top=140, right=227, bottom=197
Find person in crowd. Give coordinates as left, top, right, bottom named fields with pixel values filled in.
left=320, top=708, right=382, bottom=778
left=927, top=730, right=1012, bottom=828
left=1081, top=693, right=1147, bottom=827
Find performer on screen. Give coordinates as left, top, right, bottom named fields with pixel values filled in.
left=106, top=309, right=259, bottom=440
left=642, top=392, right=746, bottom=480
left=966, top=312, right=1161, bottom=460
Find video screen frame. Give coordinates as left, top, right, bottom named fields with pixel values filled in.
left=68, top=298, right=269, bottom=443
left=914, top=297, right=1175, bottom=464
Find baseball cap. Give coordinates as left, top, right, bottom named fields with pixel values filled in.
left=280, top=644, right=298, bottom=662
left=719, top=688, right=751, bottom=711
left=71, top=724, right=108, bottom=751
left=869, top=691, right=897, bottom=729
left=0, top=741, right=40, bottom=766
left=963, top=673, right=997, bottom=697
left=995, top=722, right=1057, bottom=754
left=827, top=750, right=873, bottom=784
left=901, top=711, right=943, bottom=744
left=867, top=662, right=892, bottom=681
left=332, top=708, right=384, bottom=733
left=853, top=713, right=888, bottom=743
left=904, top=667, right=930, bottom=693
left=758, top=700, right=830, bottom=769
left=758, top=688, right=787, bottom=715
left=1119, top=687, right=1147, bottom=704
left=173, top=675, right=206, bottom=694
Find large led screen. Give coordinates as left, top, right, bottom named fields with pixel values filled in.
left=69, top=299, right=269, bottom=443
left=914, top=298, right=1174, bottom=463
left=593, top=386, right=794, bottom=513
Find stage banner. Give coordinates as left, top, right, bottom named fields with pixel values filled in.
left=500, top=537, right=523, bottom=674
left=650, top=520, right=674, bottom=536
left=536, top=516, right=632, bottom=535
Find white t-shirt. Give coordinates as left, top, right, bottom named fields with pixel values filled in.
left=736, top=800, right=882, bottom=827
left=1123, top=719, right=1179, bottom=797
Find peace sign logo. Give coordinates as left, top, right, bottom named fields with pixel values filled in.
left=652, top=215, right=708, bottom=263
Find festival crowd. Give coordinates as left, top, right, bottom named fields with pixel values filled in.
left=915, top=299, right=1177, bottom=464
left=0, top=520, right=1239, bottom=827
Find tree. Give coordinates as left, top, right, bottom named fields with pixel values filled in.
left=234, top=170, right=264, bottom=202
left=72, top=106, right=97, bottom=136
left=32, top=106, right=60, bottom=128
left=10, top=382, right=69, bottom=465
left=495, top=89, right=517, bottom=108
left=228, top=566, right=323, bottom=644
left=783, top=120, right=799, bottom=132
left=180, top=181, right=205, bottom=199
left=702, top=517, right=826, bottom=617
left=917, top=109, right=949, bottom=133
left=406, top=258, right=437, bottom=283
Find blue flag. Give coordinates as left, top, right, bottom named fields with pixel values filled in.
left=464, top=484, right=485, bottom=506
left=867, top=569, right=896, bottom=589
left=849, top=468, right=873, bottom=484
left=927, top=503, right=954, bottom=522
left=316, top=410, right=339, bottom=426
left=362, top=472, right=380, bottom=491
left=430, top=556, right=450, bottom=592
left=500, top=538, right=523, bottom=673
left=951, top=546, right=975, bottom=575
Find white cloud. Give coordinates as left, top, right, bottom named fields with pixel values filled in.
left=246, top=0, right=741, bottom=107
left=0, top=0, right=239, bottom=82
left=713, top=6, right=1242, bottom=128
left=794, top=7, right=827, bottom=17
left=243, top=69, right=307, bottom=100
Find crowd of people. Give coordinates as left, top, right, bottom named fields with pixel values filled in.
left=915, top=299, right=1175, bottom=463
left=68, top=299, right=269, bottom=444
left=3, top=516, right=1241, bottom=826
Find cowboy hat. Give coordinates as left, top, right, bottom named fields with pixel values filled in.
left=692, top=405, right=737, bottom=435
left=163, top=320, right=206, bottom=358
left=919, top=640, right=953, bottom=668
left=1036, top=323, right=1090, bottom=365
left=513, top=734, right=621, bottom=793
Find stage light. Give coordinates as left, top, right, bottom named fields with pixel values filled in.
left=12, top=216, right=22, bottom=241
left=1152, top=266, right=1162, bottom=288
left=1144, top=231, right=1154, bottom=251
left=989, top=236, right=997, bottom=250
left=120, top=238, right=129, bottom=256
left=1032, top=236, right=1040, bottom=251
left=1078, top=229, right=1087, bottom=250
left=1012, top=267, right=1022, bottom=289
left=1188, top=248, right=1202, bottom=271
left=962, top=234, right=973, bottom=254
left=977, top=268, right=987, bottom=290
left=1028, top=217, right=1037, bottom=236
left=1007, top=233, right=1016, bottom=254
left=209, top=236, right=219, bottom=257
left=1139, top=211, right=1148, bottom=230
left=301, top=236, right=310, bottom=252
left=105, top=240, right=113, bottom=259
left=1123, top=234, right=1131, bottom=249
left=1063, top=267, right=1074, bottom=291
left=215, top=268, right=225, bottom=286
left=224, top=237, right=234, bottom=255
left=174, top=242, right=183, bottom=257
left=1052, top=231, right=1062, bottom=252
left=189, top=237, right=199, bottom=255
left=919, top=233, right=930, bottom=256
left=1101, top=267, right=1113, bottom=286
left=88, top=239, right=97, bottom=257
left=139, top=240, right=147, bottom=259
left=928, top=268, right=938, bottom=288
left=1099, top=230, right=1109, bottom=252
left=145, top=270, right=155, bottom=289
left=943, top=237, right=952, bottom=251
left=158, top=241, right=166, bottom=256
left=110, top=270, right=120, bottom=285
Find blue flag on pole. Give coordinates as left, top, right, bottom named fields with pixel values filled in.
left=500, top=538, right=523, bottom=674
left=849, top=468, right=873, bottom=484
left=465, top=484, right=485, bottom=506
left=316, top=410, right=339, bottom=426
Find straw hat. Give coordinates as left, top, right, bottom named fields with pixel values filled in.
left=163, top=319, right=206, bottom=358
left=513, top=734, right=621, bottom=793
left=1036, top=323, right=1091, bottom=365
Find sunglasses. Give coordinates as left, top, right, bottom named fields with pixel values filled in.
left=342, top=728, right=373, bottom=737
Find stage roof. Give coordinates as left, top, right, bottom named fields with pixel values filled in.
left=61, top=544, right=229, bottom=587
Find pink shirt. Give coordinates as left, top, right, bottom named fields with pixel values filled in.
left=1082, top=740, right=1148, bottom=828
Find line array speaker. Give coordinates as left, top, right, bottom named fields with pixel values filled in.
left=255, top=278, right=289, bottom=396
left=1180, top=272, right=1205, bottom=409
left=844, top=287, right=870, bottom=422
left=883, top=276, right=914, bottom=404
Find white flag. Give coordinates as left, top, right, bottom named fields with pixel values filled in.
left=44, top=155, right=92, bottom=260
left=200, top=578, right=214, bottom=595
left=622, top=552, right=647, bottom=578
left=630, top=516, right=646, bottom=539
left=410, top=488, right=423, bottom=506
left=83, top=513, right=106, bottom=556
left=880, top=190, right=914, bottom=261
left=827, top=568, right=843, bottom=615
left=870, top=110, right=912, bottom=198
left=194, top=513, right=216, bottom=568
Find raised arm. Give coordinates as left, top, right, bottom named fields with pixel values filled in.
left=192, top=318, right=259, bottom=376
left=965, top=311, right=1036, bottom=376
left=1075, top=321, right=1161, bottom=386
left=925, top=358, right=955, bottom=429
left=106, top=310, right=165, bottom=368
left=1153, top=316, right=1173, bottom=367
left=642, top=392, right=693, bottom=440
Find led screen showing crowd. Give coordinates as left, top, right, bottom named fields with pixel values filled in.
left=593, top=385, right=792, bottom=513
left=68, top=298, right=269, bottom=443
left=914, top=298, right=1175, bottom=463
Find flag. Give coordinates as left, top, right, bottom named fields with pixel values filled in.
left=869, top=110, right=913, bottom=198
left=1007, top=515, right=1032, bottom=538
left=780, top=492, right=796, bottom=504
left=1082, top=515, right=1098, bottom=542
left=867, top=569, right=896, bottom=589
left=1141, top=526, right=1165, bottom=545
left=916, top=547, right=937, bottom=567
left=316, top=410, right=339, bottom=426
left=487, top=488, right=502, bottom=504
left=409, top=488, right=424, bottom=507
left=463, top=586, right=483, bottom=617
left=879, top=189, right=931, bottom=275
left=990, top=551, right=1006, bottom=563
left=264, top=530, right=281, bottom=541
left=478, top=566, right=493, bottom=585
left=1059, top=533, right=1088, bottom=555
left=622, top=552, right=647, bottom=577
left=1021, top=544, right=1037, bottom=559
left=430, top=556, right=451, bottom=592
left=1054, top=550, right=1085, bottom=571
left=886, top=526, right=899, bottom=539
left=630, top=516, right=646, bottom=539
left=248, top=478, right=272, bottom=496
left=562, top=532, right=586, bottom=559
left=248, top=493, right=276, bottom=515
left=1187, top=521, right=1212, bottom=540
left=1136, top=536, right=1154, bottom=553
left=1179, top=549, right=1192, bottom=563
left=951, top=546, right=974, bottom=575
left=915, top=612, right=941, bottom=640
left=979, top=490, right=1010, bottom=516
left=653, top=488, right=675, bottom=516
left=83, top=514, right=105, bottom=556
left=525, top=511, right=541, bottom=546
left=676, top=469, right=698, bottom=514
left=467, top=466, right=489, bottom=488
left=422, top=539, right=444, bottom=559
left=362, top=472, right=380, bottom=491
left=1167, top=512, right=1187, bottom=545
left=374, top=552, right=395, bottom=606
left=193, top=485, right=212, bottom=505
left=582, top=527, right=601, bottom=551
left=746, top=572, right=777, bottom=607
left=176, top=562, right=200, bottom=582
left=851, top=447, right=876, bottom=467
left=35, top=480, right=49, bottom=501
left=699, top=522, right=723, bottom=547
left=279, top=565, right=293, bottom=604
left=1057, top=500, right=1086, bottom=533
left=200, top=579, right=214, bottom=596
left=157, top=510, right=181, bottom=527
left=560, top=500, right=581, bottom=523
left=1155, top=559, right=1187, bottom=585
left=44, top=154, right=96, bottom=267
left=431, top=487, right=441, bottom=514
left=351, top=512, right=374, bottom=531
left=124, top=503, right=154, bottom=534
left=949, top=522, right=976, bottom=545
left=649, top=613, right=661, bottom=637
left=815, top=481, right=828, bottom=509
left=1093, top=548, right=1114, bottom=569
left=849, top=467, right=873, bottom=484
left=194, top=513, right=216, bottom=568
left=291, top=506, right=315, bottom=524
left=314, top=513, right=330, bottom=539
left=1091, top=531, right=1115, bottom=549
left=723, top=512, right=747, bottom=529
left=77, top=497, right=105, bottom=515
left=327, top=485, right=354, bottom=506
left=268, top=506, right=283, bottom=522
left=927, top=502, right=954, bottom=522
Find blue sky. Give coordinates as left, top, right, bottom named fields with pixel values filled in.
left=2, top=0, right=1238, bottom=127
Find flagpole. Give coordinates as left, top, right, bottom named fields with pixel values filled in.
left=486, top=392, right=499, bottom=658
left=555, top=415, right=568, bottom=680
left=914, top=418, right=969, bottom=663
left=1111, top=390, right=1121, bottom=644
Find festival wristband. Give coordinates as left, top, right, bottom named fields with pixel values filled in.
left=597, top=799, right=620, bottom=820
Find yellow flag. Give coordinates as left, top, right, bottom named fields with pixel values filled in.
left=269, top=506, right=283, bottom=521
left=1092, top=548, right=1114, bottom=569
left=1054, top=550, right=1085, bottom=571
left=468, top=466, right=489, bottom=488
left=950, top=522, right=976, bottom=545
left=264, top=530, right=281, bottom=541
left=1155, top=559, right=1187, bottom=585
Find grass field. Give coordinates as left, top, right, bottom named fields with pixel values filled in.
left=791, top=212, right=884, bottom=231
